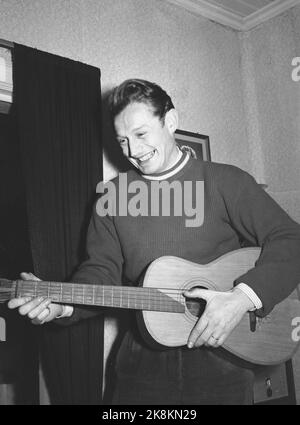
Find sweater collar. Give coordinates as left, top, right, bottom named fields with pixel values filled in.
left=141, top=148, right=190, bottom=181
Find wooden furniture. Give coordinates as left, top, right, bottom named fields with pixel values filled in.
left=254, top=360, right=296, bottom=405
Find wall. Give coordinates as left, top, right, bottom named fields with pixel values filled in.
left=0, top=0, right=250, bottom=182
left=239, top=5, right=300, bottom=402
left=240, top=6, right=300, bottom=223
left=1, top=0, right=300, bottom=404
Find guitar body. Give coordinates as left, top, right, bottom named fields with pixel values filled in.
left=139, top=248, right=300, bottom=365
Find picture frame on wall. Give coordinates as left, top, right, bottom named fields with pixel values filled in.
left=175, top=129, right=211, bottom=161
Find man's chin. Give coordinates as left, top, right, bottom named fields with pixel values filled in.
left=130, top=160, right=160, bottom=175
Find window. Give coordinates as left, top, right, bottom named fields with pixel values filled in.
left=0, top=47, right=13, bottom=113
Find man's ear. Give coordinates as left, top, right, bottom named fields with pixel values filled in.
left=164, top=109, right=178, bottom=135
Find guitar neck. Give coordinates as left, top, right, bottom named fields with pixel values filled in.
left=0, top=279, right=184, bottom=313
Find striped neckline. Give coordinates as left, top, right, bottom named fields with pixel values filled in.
left=141, top=150, right=190, bottom=181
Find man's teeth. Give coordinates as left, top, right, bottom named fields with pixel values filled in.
left=138, top=151, right=155, bottom=162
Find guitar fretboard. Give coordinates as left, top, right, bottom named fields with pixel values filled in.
left=0, top=279, right=184, bottom=313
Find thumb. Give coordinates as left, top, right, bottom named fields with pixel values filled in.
left=183, top=287, right=214, bottom=301
left=20, top=272, right=41, bottom=282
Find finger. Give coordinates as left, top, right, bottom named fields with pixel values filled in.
left=187, top=316, right=209, bottom=348
left=8, top=297, right=32, bottom=309
left=204, top=329, right=227, bottom=347
left=31, top=307, right=51, bottom=325
left=27, top=298, right=52, bottom=320
left=194, top=326, right=215, bottom=347
left=184, top=288, right=214, bottom=302
left=20, top=272, right=41, bottom=282
left=194, top=325, right=223, bottom=348
left=18, top=297, right=48, bottom=316
left=204, top=334, right=221, bottom=348
left=213, top=333, right=227, bottom=347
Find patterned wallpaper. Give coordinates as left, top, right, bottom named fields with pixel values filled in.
left=240, top=7, right=300, bottom=223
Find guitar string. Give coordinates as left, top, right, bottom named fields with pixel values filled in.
left=13, top=285, right=187, bottom=296
left=2, top=279, right=197, bottom=292
left=13, top=283, right=187, bottom=298
left=1, top=286, right=191, bottom=300
left=1, top=285, right=193, bottom=301
left=13, top=292, right=185, bottom=306
left=13, top=290, right=186, bottom=303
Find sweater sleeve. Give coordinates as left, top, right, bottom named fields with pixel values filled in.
left=55, top=195, right=124, bottom=326
left=220, top=166, right=300, bottom=317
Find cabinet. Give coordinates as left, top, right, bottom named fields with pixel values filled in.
left=253, top=360, right=296, bottom=405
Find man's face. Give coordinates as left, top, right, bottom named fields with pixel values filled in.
left=114, top=102, right=178, bottom=175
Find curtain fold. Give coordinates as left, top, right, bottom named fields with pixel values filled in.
left=13, top=44, right=103, bottom=404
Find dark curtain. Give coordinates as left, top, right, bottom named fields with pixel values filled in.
left=0, top=110, right=38, bottom=404
left=13, top=44, right=104, bottom=404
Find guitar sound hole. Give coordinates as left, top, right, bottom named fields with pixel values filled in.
left=185, top=286, right=207, bottom=317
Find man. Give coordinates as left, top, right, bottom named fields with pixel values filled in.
left=8, top=79, right=300, bottom=404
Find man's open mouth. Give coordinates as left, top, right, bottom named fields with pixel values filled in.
left=137, top=150, right=156, bottom=163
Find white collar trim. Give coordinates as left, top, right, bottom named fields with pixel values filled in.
left=142, top=151, right=190, bottom=181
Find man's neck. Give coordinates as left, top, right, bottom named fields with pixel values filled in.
left=141, top=147, right=190, bottom=181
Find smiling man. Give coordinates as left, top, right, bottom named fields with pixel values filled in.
left=8, top=79, right=300, bottom=405
left=114, top=101, right=179, bottom=175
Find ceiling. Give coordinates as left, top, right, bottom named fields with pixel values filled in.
left=167, top=0, right=300, bottom=30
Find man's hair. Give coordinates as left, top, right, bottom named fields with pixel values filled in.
left=108, top=79, right=175, bottom=122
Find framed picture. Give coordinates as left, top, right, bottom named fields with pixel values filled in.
left=175, top=129, right=211, bottom=161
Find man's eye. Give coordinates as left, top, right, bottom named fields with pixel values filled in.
left=118, top=139, right=127, bottom=145
left=137, top=133, right=146, bottom=138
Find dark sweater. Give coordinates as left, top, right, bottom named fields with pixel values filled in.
left=66, top=154, right=300, bottom=324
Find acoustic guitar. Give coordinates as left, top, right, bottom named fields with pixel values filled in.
left=1, top=247, right=299, bottom=365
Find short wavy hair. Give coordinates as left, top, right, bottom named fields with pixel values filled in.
left=109, top=79, right=174, bottom=123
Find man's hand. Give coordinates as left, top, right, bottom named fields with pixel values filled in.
left=7, top=272, right=63, bottom=325
left=183, top=287, right=255, bottom=348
